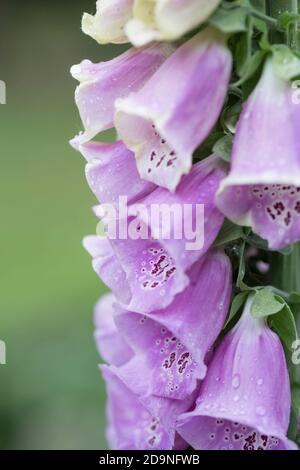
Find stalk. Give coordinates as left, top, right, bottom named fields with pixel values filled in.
left=267, top=0, right=299, bottom=47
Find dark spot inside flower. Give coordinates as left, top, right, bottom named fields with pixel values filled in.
left=156, top=155, right=166, bottom=168
left=148, top=436, right=156, bottom=447
left=151, top=281, right=159, bottom=288
left=163, top=352, right=176, bottom=369
left=273, top=202, right=285, bottom=215
left=284, top=211, right=292, bottom=226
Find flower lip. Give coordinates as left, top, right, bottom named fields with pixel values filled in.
left=115, top=99, right=191, bottom=192
left=177, top=413, right=298, bottom=450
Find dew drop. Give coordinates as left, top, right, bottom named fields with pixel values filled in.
left=232, top=374, right=240, bottom=389
left=256, top=405, right=266, bottom=416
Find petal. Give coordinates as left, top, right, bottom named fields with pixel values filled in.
left=135, top=156, right=226, bottom=269
left=83, top=235, right=130, bottom=305
left=102, top=157, right=225, bottom=313
left=115, top=28, right=232, bottom=190
left=82, top=0, right=133, bottom=45
left=178, top=294, right=297, bottom=450
left=71, top=43, right=173, bottom=142
left=94, top=293, right=133, bottom=366
left=102, top=363, right=190, bottom=450
left=156, top=0, right=221, bottom=40
left=114, top=249, right=232, bottom=399
left=216, top=58, right=300, bottom=250
left=177, top=416, right=298, bottom=450
left=109, top=235, right=189, bottom=313
left=126, top=0, right=221, bottom=46
left=72, top=140, right=155, bottom=205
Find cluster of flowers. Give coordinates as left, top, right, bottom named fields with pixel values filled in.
left=71, top=0, right=300, bottom=450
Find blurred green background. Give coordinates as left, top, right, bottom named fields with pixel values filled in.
left=0, top=0, right=122, bottom=449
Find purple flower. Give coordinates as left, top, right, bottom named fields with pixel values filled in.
left=101, top=365, right=189, bottom=450
left=216, top=58, right=300, bottom=250
left=70, top=43, right=173, bottom=143
left=126, top=0, right=222, bottom=46
left=82, top=0, right=134, bottom=45
left=95, top=295, right=191, bottom=450
left=72, top=140, right=155, bottom=205
left=83, top=235, right=130, bottom=306
left=115, top=28, right=232, bottom=191
left=94, top=293, right=133, bottom=366
left=84, top=156, right=226, bottom=313
left=114, top=249, right=232, bottom=400
left=177, top=294, right=298, bottom=450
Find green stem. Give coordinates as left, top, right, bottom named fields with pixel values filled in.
left=267, top=0, right=299, bottom=45
left=251, top=9, right=278, bottom=27
left=291, top=0, right=299, bottom=49
left=269, top=243, right=300, bottom=293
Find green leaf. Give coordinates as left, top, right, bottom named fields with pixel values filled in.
left=243, top=232, right=268, bottom=250
left=272, top=45, right=300, bottom=81
left=236, top=237, right=252, bottom=291
left=210, top=7, right=249, bottom=33
left=278, top=11, right=300, bottom=31
left=194, top=130, right=224, bottom=161
left=269, top=298, right=298, bottom=351
left=224, top=291, right=249, bottom=329
left=251, top=289, right=284, bottom=318
left=213, top=134, right=233, bottom=162
left=234, top=50, right=267, bottom=86
left=278, top=244, right=294, bottom=255
left=214, top=219, right=244, bottom=247
left=235, top=14, right=254, bottom=78
left=289, top=292, right=300, bottom=304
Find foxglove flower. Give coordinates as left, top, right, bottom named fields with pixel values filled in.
left=72, top=140, right=155, bottom=205
left=82, top=0, right=134, bottom=45
left=94, top=293, right=133, bottom=366
left=114, top=249, right=232, bottom=400
left=216, top=58, right=300, bottom=250
left=95, top=296, right=190, bottom=449
left=71, top=43, right=173, bottom=143
left=115, top=28, right=232, bottom=191
left=83, top=235, right=132, bottom=307
left=126, top=0, right=221, bottom=47
left=178, top=294, right=298, bottom=450
left=84, top=156, right=226, bottom=313
left=101, top=365, right=189, bottom=450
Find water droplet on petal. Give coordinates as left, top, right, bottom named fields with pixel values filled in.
left=256, top=406, right=266, bottom=416
left=232, top=374, right=240, bottom=389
